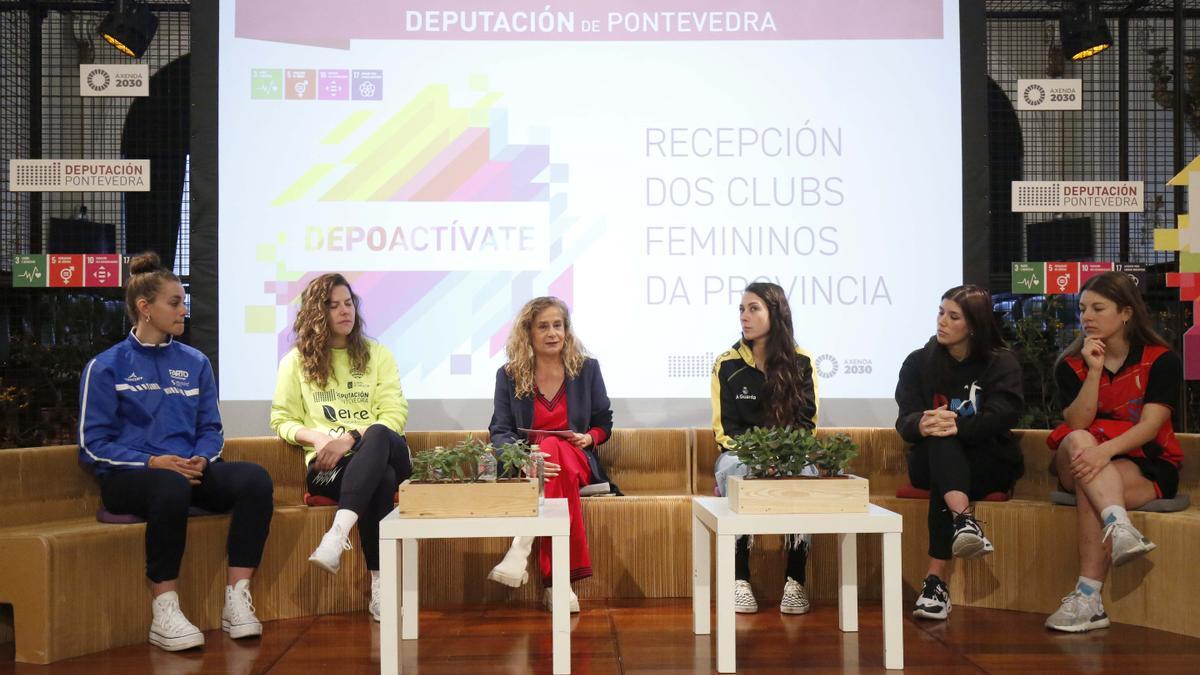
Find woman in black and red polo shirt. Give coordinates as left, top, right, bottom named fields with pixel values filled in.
left=1045, top=271, right=1182, bottom=633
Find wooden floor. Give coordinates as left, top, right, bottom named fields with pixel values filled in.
left=3, top=599, right=1198, bottom=674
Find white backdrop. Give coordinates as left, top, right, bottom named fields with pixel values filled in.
left=216, top=1, right=962, bottom=432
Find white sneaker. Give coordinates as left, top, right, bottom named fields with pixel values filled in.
left=488, top=536, right=534, bottom=587
left=951, top=510, right=994, bottom=559
left=912, top=574, right=951, bottom=620
left=369, top=576, right=382, bottom=622
left=149, top=591, right=205, bottom=652
left=734, top=580, right=758, bottom=613
left=222, top=579, right=263, bottom=639
left=779, top=577, right=811, bottom=615
left=1045, top=588, right=1111, bottom=633
left=309, top=526, right=353, bottom=575
left=542, top=588, right=580, bottom=613
left=1103, top=519, right=1157, bottom=567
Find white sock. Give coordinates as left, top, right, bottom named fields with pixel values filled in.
left=370, top=570, right=380, bottom=584
left=1100, top=505, right=1129, bottom=527
left=1076, top=576, right=1103, bottom=597
left=332, top=509, right=358, bottom=535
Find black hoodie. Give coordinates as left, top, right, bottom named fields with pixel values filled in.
left=894, top=337, right=1025, bottom=470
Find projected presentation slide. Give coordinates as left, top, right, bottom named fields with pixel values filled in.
left=218, top=0, right=963, bottom=402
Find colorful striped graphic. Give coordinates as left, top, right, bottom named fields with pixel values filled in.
left=260, top=83, right=598, bottom=380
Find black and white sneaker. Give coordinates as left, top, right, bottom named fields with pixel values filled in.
left=912, top=574, right=951, bottom=620
left=951, top=508, right=994, bottom=559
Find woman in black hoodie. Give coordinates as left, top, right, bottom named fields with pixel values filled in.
left=894, top=285, right=1024, bottom=621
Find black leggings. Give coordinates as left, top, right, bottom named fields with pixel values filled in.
left=100, top=460, right=274, bottom=583
left=907, top=436, right=1019, bottom=560
left=735, top=536, right=808, bottom=584
left=306, top=424, right=412, bottom=570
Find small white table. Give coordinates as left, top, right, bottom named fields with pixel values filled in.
left=691, top=497, right=904, bottom=672
left=378, top=498, right=572, bottom=674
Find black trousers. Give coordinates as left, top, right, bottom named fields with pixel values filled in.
left=907, top=436, right=1019, bottom=560
left=100, top=460, right=274, bottom=583
left=306, top=424, right=413, bottom=571
left=735, top=537, right=808, bottom=584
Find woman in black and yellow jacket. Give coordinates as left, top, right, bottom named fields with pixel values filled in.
left=711, top=281, right=819, bottom=615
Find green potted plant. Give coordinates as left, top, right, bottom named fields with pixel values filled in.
left=725, top=427, right=869, bottom=514
left=397, top=436, right=540, bottom=519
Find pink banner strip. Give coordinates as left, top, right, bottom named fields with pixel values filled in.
left=236, top=0, right=943, bottom=48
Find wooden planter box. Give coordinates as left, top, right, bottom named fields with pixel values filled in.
left=395, top=478, right=539, bottom=518
left=726, top=474, right=869, bottom=514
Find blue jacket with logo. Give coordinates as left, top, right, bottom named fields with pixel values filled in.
left=78, top=332, right=223, bottom=476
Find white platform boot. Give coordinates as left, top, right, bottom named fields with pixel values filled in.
left=488, top=536, right=535, bottom=587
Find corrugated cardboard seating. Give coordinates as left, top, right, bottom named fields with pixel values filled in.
left=0, top=428, right=1195, bottom=663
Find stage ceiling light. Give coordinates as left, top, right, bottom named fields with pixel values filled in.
left=1060, top=0, right=1112, bottom=61
left=98, top=0, right=159, bottom=59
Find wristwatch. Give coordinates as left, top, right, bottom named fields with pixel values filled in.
left=349, top=429, right=362, bottom=442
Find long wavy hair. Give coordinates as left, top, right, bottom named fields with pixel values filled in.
left=292, top=273, right=370, bottom=389
left=504, top=296, right=587, bottom=399
left=1059, top=271, right=1169, bottom=365
left=941, top=284, right=1007, bottom=360
left=743, top=282, right=810, bottom=427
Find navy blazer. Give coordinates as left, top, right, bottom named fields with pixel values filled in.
left=489, top=357, right=616, bottom=488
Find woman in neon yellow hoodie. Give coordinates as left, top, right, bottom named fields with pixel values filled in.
left=270, top=273, right=411, bottom=621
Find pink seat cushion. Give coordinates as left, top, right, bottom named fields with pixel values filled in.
left=302, top=491, right=401, bottom=507
left=303, top=493, right=339, bottom=507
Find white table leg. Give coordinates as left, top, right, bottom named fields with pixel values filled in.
left=380, top=536, right=400, bottom=675
left=838, top=532, right=858, bottom=632
left=715, top=534, right=736, bottom=673
left=551, top=533, right=571, bottom=674
left=401, top=538, right=419, bottom=640
left=692, top=512, right=711, bottom=635
left=882, top=532, right=904, bottom=670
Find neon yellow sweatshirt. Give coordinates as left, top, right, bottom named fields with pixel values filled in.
left=270, top=341, right=408, bottom=465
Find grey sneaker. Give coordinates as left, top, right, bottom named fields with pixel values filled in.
left=1103, top=519, right=1156, bottom=566
left=734, top=580, right=758, bottom=613
left=1045, top=589, right=1110, bottom=633
left=779, top=577, right=811, bottom=615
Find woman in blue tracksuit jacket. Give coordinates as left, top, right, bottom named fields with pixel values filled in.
left=78, top=252, right=273, bottom=652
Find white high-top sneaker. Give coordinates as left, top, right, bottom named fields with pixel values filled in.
left=222, top=579, right=263, bottom=638
left=309, top=525, right=353, bottom=575
left=149, top=591, right=205, bottom=651
left=369, top=576, right=382, bottom=622
left=488, top=536, right=534, bottom=587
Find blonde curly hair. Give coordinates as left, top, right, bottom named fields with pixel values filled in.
left=293, top=273, right=369, bottom=389
left=504, top=296, right=587, bottom=399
